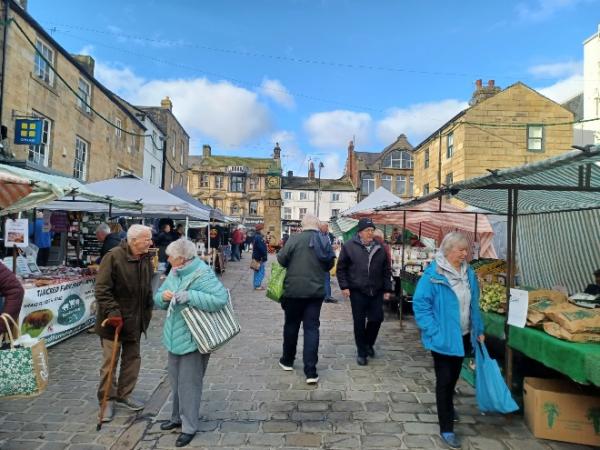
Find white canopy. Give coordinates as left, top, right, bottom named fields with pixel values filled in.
left=340, top=187, right=402, bottom=216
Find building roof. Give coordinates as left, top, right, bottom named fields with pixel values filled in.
left=282, top=175, right=355, bottom=191
left=137, top=106, right=190, bottom=138
left=354, top=134, right=415, bottom=171
left=189, top=155, right=279, bottom=170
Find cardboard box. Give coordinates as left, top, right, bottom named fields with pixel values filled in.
left=523, top=377, right=600, bottom=447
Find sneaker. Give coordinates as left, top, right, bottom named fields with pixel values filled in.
left=440, top=432, right=461, bottom=449
left=278, top=361, right=294, bottom=371
left=98, top=401, right=115, bottom=423
left=116, top=396, right=144, bottom=411
left=306, top=376, right=319, bottom=385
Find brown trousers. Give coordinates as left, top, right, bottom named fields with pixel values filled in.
left=97, top=337, right=141, bottom=403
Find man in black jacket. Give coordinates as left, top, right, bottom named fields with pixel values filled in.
left=337, top=218, right=392, bottom=366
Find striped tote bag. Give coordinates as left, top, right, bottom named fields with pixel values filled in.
left=181, top=290, right=240, bottom=354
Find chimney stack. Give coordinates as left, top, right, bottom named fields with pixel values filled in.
left=308, top=161, right=315, bottom=180
left=488, top=80, right=495, bottom=88
left=273, top=142, right=281, bottom=159
left=469, top=79, right=501, bottom=106
left=72, top=55, right=95, bottom=77
left=161, top=96, right=173, bottom=111
left=475, top=79, right=482, bottom=88
left=202, top=144, right=211, bottom=157
left=287, top=170, right=293, bottom=177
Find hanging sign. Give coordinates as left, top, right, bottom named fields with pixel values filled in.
left=14, top=119, right=43, bottom=145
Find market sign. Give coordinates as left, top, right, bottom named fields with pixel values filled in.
left=14, top=118, right=43, bottom=145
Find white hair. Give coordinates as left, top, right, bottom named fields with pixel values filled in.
left=440, top=232, right=469, bottom=256
left=166, top=238, right=197, bottom=260
left=96, top=223, right=110, bottom=235
left=127, top=224, right=152, bottom=241
left=301, top=214, right=320, bottom=231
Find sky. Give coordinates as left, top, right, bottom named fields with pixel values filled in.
left=28, top=0, right=599, bottom=179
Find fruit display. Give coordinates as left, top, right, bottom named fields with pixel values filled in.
left=480, top=283, right=507, bottom=313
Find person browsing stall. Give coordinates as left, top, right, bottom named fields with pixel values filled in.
left=584, top=269, right=600, bottom=296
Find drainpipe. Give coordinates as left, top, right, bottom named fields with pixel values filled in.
left=160, top=138, right=167, bottom=189
left=437, top=130, right=442, bottom=189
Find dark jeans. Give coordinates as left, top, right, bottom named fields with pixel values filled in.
left=281, top=297, right=323, bottom=378
left=230, top=244, right=241, bottom=261
left=349, top=291, right=384, bottom=357
left=431, top=334, right=472, bottom=433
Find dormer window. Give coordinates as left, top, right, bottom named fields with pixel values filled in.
left=383, top=150, right=413, bottom=169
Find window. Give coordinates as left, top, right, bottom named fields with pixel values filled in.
left=180, top=141, right=184, bottom=165
left=34, top=39, right=54, bottom=84
left=383, top=150, right=413, bottom=169
left=179, top=174, right=183, bottom=186
left=331, top=209, right=340, bottom=218
left=446, top=133, right=454, bottom=158
left=73, top=137, right=88, bottom=181
left=283, top=191, right=292, bottom=200
left=150, top=165, right=156, bottom=184
left=152, top=131, right=158, bottom=153
left=170, top=171, right=174, bottom=189
left=361, top=172, right=375, bottom=195
left=249, top=177, right=259, bottom=191
left=200, top=174, right=210, bottom=188
left=331, top=192, right=340, bottom=202
left=446, top=172, right=454, bottom=186
left=527, top=125, right=544, bottom=152
left=283, top=207, right=292, bottom=220
left=129, top=134, right=135, bottom=152
left=115, top=119, right=122, bottom=138
left=249, top=200, right=258, bottom=216
left=408, top=176, right=414, bottom=196
left=230, top=204, right=240, bottom=215
left=424, top=148, right=430, bottom=168
left=423, top=183, right=430, bottom=195
left=28, top=115, right=51, bottom=167
left=381, top=175, right=392, bottom=191
left=230, top=175, right=245, bottom=192
left=395, top=175, right=406, bottom=195
left=172, top=143, right=175, bottom=158
left=300, top=191, right=308, bottom=200
left=77, top=78, right=91, bottom=113
left=215, top=175, right=223, bottom=189
left=299, top=208, right=307, bottom=220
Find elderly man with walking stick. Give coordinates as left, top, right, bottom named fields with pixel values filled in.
left=95, top=224, right=154, bottom=423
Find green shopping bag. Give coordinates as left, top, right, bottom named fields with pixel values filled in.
left=266, top=261, right=286, bottom=302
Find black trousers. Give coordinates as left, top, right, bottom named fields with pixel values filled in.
left=36, top=247, right=50, bottom=266
left=349, top=291, right=384, bottom=357
left=281, top=297, right=323, bottom=378
left=431, top=334, right=472, bottom=433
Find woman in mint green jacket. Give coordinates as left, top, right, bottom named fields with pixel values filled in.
left=154, top=238, right=228, bottom=448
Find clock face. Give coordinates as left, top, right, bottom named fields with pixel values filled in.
left=267, top=176, right=279, bottom=188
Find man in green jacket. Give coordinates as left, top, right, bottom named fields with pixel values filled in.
left=276, top=214, right=335, bottom=385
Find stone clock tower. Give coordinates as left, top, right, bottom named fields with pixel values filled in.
left=263, top=144, right=282, bottom=237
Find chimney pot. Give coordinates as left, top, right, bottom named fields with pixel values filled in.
left=160, top=96, right=173, bottom=111
left=488, top=80, right=495, bottom=88
left=287, top=170, right=293, bottom=177
left=202, top=144, right=211, bottom=157
left=476, top=79, right=483, bottom=88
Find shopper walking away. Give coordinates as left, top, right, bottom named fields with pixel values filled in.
left=94, top=224, right=154, bottom=423
left=318, top=222, right=338, bottom=303
left=155, top=238, right=228, bottom=447
left=230, top=226, right=244, bottom=262
left=277, top=214, right=335, bottom=384
left=252, top=224, right=268, bottom=290
left=336, top=218, right=392, bottom=366
left=413, top=232, right=484, bottom=450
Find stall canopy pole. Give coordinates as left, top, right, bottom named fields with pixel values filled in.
left=399, top=209, right=407, bottom=329
left=185, top=216, right=189, bottom=237
left=503, top=188, right=519, bottom=390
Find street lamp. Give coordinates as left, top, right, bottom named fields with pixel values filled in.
left=316, top=161, right=324, bottom=219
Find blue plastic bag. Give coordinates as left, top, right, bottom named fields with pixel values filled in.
left=475, top=341, right=519, bottom=413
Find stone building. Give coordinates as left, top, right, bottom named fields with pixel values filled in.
left=138, top=97, right=189, bottom=190
left=281, top=163, right=355, bottom=234
left=0, top=1, right=146, bottom=180
left=583, top=24, right=600, bottom=145
left=345, top=134, right=415, bottom=201
left=188, top=144, right=282, bottom=236
left=412, top=80, right=574, bottom=197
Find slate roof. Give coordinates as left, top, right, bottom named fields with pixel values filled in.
left=189, top=155, right=279, bottom=170
left=282, top=175, right=355, bottom=191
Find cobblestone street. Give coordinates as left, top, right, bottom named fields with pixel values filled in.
left=0, top=256, right=594, bottom=450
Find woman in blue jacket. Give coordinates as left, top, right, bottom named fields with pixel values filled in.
left=413, top=232, right=484, bottom=450
left=154, top=238, right=228, bottom=447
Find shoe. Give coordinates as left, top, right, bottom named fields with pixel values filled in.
left=160, top=421, right=182, bottom=431
left=254, top=286, right=266, bottom=291
left=279, top=360, right=294, bottom=371
left=306, top=376, right=319, bottom=385
left=116, top=396, right=144, bottom=411
left=324, top=297, right=338, bottom=303
left=98, top=401, right=115, bottom=423
left=366, top=346, right=375, bottom=357
left=175, top=432, right=195, bottom=447
left=356, top=356, right=368, bottom=366
left=453, top=408, right=460, bottom=423
left=440, top=432, right=461, bottom=449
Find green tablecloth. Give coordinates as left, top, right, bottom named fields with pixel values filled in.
left=481, top=311, right=600, bottom=386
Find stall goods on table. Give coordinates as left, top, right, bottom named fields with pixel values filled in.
left=390, top=245, right=435, bottom=277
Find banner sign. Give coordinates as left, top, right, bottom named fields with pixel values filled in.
left=14, top=119, right=43, bottom=145
left=19, top=277, right=96, bottom=347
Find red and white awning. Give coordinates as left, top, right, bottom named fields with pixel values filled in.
left=0, top=173, right=33, bottom=209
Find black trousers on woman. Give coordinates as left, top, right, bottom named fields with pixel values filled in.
left=431, top=334, right=472, bottom=433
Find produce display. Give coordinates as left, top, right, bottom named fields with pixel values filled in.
left=480, top=283, right=507, bottom=313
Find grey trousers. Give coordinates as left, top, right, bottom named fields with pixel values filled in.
left=168, top=351, right=210, bottom=434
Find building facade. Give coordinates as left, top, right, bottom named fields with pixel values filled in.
left=0, top=2, right=146, bottom=180
left=188, top=144, right=282, bottom=236
left=583, top=25, right=600, bottom=145
left=345, top=134, right=415, bottom=201
left=413, top=81, right=574, bottom=197
left=139, top=97, right=189, bottom=190
left=281, top=163, right=355, bottom=233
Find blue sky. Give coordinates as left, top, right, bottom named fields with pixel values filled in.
left=29, top=0, right=599, bottom=178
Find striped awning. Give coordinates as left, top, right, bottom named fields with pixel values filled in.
left=0, top=172, right=34, bottom=208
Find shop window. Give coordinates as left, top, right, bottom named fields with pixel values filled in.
left=381, top=175, right=392, bottom=191
left=34, top=39, right=54, bottom=85
left=396, top=175, right=406, bottom=195
left=527, top=125, right=544, bottom=152
left=28, top=115, right=51, bottom=167
left=73, top=137, right=88, bottom=181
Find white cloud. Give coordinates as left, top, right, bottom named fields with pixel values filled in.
left=95, top=62, right=146, bottom=100
left=377, top=99, right=467, bottom=145
left=320, top=152, right=343, bottom=179
left=536, top=73, right=584, bottom=103
left=528, top=60, right=582, bottom=78
left=515, top=0, right=594, bottom=22
left=259, top=79, right=295, bottom=109
left=304, top=110, right=372, bottom=150
left=77, top=45, right=95, bottom=56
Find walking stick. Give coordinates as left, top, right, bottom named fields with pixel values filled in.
left=97, top=323, right=122, bottom=431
